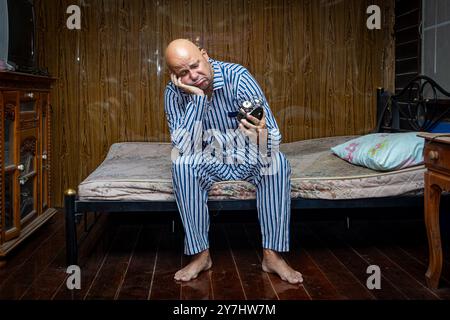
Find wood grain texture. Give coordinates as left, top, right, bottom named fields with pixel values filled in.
left=34, top=0, right=395, bottom=206
left=2, top=211, right=448, bottom=300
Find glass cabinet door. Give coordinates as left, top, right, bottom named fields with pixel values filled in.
left=4, top=172, right=14, bottom=231
left=4, top=104, right=14, bottom=167
left=39, top=93, right=50, bottom=212
left=3, top=105, right=16, bottom=233
left=20, top=92, right=37, bottom=112
left=2, top=92, right=20, bottom=241
left=18, top=92, right=38, bottom=225
left=18, top=138, right=37, bottom=222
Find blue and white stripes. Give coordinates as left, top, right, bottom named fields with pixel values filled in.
left=165, top=59, right=291, bottom=255
left=164, top=59, right=281, bottom=161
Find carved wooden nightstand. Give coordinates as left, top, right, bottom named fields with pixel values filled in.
left=418, top=132, right=450, bottom=289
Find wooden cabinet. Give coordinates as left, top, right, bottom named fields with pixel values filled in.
left=0, top=72, right=57, bottom=265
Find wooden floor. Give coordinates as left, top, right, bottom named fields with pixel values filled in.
left=1, top=208, right=450, bottom=300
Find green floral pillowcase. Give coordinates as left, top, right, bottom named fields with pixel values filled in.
left=331, top=132, right=424, bottom=171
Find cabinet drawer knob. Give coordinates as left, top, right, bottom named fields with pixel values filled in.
left=17, top=164, right=25, bottom=171
left=429, top=150, right=439, bottom=161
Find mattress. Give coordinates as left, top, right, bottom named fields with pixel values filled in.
left=78, top=136, right=425, bottom=201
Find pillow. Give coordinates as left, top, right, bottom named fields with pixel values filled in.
left=331, top=132, right=424, bottom=171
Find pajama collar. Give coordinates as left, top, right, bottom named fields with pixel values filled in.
left=209, top=59, right=225, bottom=91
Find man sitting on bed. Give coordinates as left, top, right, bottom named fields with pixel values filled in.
left=164, top=39, right=303, bottom=284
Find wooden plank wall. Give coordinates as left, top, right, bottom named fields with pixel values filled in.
left=34, top=0, right=395, bottom=206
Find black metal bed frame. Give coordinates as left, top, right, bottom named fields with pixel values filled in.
left=64, top=75, right=450, bottom=266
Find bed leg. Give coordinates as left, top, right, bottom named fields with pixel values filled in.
left=65, top=189, right=78, bottom=266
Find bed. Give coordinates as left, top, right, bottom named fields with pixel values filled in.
left=65, top=75, right=450, bottom=265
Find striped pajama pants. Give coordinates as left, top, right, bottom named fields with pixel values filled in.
left=171, top=150, right=292, bottom=255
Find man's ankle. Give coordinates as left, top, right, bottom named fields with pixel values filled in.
left=192, top=249, right=210, bottom=259
left=263, top=248, right=279, bottom=257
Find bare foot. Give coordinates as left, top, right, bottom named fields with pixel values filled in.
left=174, top=249, right=212, bottom=282
left=262, top=249, right=303, bottom=284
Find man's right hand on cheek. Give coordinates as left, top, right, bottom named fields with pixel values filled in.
left=170, top=73, right=205, bottom=96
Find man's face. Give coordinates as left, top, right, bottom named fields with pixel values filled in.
left=170, top=50, right=213, bottom=91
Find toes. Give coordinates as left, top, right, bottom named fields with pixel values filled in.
left=174, top=270, right=199, bottom=282
left=292, top=272, right=304, bottom=284
left=174, top=273, right=183, bottom=281
left=287, top=277, right=302, bottom=284
left=175, top=274, right=189, bottom=282
left=284, top=271, right=303, bottom=284
left=293, top=277, right=304, bottom=284
left=175, top=270, right=189, bottom=281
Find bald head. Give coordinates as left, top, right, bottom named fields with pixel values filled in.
left=165, top=39, right=202, bottom=65
left=165, top=39, right=213, bottom=92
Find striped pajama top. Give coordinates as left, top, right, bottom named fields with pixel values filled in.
left=164, top=58, right=282, bottom=164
